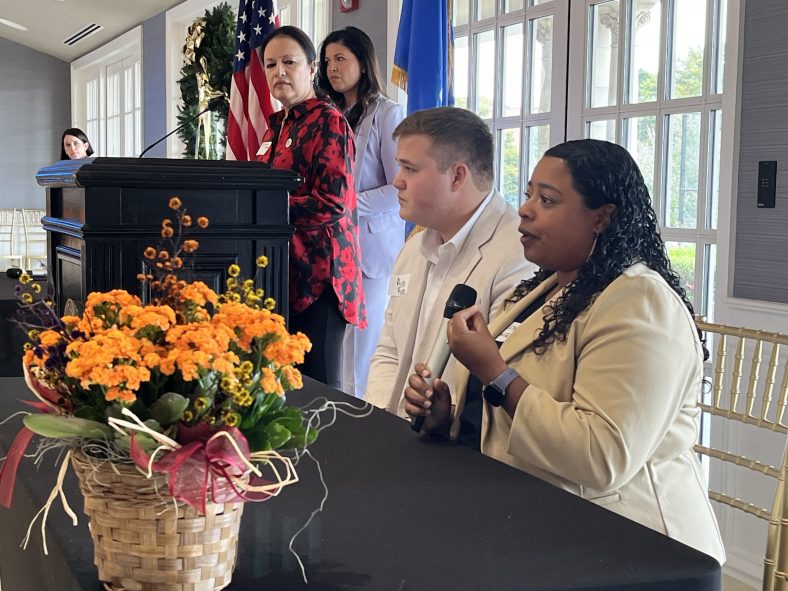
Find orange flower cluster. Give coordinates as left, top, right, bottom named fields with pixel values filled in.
left=21, top=197, right=312, bottom=445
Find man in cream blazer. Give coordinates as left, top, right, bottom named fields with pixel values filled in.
left=449, top=263, right=726, bottom=564
left=365, top=107, right=535, bottom=417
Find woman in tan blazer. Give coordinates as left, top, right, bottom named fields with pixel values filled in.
left=403, top=139, right=725, bottom=564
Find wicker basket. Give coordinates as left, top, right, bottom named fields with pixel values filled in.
left=70, top=450, right=245, bottom=591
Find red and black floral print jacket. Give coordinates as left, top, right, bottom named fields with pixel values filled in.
left=257, top=97, right=366, bottom=328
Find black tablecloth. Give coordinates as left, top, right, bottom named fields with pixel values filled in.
left=0, top=376, right=720, bottom=590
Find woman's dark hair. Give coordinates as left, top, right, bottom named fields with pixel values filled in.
left=60, top=128, right=93, bottom=160
left=317, top=27, right=385, bottom=130
left=516, top=139, right=706, bottom=358
left=260, top=26, right=326, bottom=99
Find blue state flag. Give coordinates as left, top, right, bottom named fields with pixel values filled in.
left=392, top=0, right=454, bottom=115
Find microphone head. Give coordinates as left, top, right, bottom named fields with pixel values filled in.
left=444, top=283, right=477, bottom=318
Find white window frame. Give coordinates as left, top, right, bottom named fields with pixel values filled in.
left=452, top=0, right=569, bottom=209
left=71, top=26, right=142, bottom=157
left=567, top=0, right=726, bottom=320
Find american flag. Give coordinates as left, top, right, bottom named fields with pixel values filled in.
left=226, top=0, right=279, bottom=160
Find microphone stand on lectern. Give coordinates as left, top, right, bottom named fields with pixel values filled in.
left=138, top=96, right=225, bottom=158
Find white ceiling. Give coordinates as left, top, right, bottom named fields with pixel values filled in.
left=0, top=0, right=187, bottom=62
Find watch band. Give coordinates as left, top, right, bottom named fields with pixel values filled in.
left=483, top=367, right=519, bottom=407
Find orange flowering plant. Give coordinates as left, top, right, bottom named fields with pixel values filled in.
left=4, top=197, right=315, bottom=509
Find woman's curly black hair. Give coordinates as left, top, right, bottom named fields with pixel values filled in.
left=514, top=139, right=706, bottom=359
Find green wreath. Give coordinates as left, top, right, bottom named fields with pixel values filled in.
left=176, top=2, right=235, bottom=159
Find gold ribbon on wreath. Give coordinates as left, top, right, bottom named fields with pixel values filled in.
left=183, top=17, right=226, bottom=159
left=182, top=18, right=205, bottom=65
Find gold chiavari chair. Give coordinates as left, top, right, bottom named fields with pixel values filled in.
left=695, top=319, right=788, bottom=591
left=20, top=208, right=47, bottom=273
left=0, top=208, right=21, bottom=269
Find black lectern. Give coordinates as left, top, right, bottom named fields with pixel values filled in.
left=35, top=158, right=300, bottom=319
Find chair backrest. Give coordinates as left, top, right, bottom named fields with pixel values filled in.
left=20, top=209, right=47, bottom=272
left=695, top=319, right=788, bottom=591
left=20, top=209, right=44, bottom=235
left=0, top=208, right=20, bottom=267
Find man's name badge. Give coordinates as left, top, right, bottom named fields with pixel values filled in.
left=390, top=274, right=410, bottom=296
left=257, top=141, right=272, bottom=156
left=496, top=321, right=521, bottom=343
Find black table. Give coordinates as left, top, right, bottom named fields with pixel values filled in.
left=0, top=376, right=721, bottom=590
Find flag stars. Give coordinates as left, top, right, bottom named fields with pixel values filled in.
left=240, top=13, right=247, bottom=23
left=258, top=7, right=266, bottom=17
left=253, top=25, right=262, bottom=36
left=269, top=14, right=275, bottom=24
left=235, top=50, right=245, bottom=62
left=237, top=31, right=247, bottom=43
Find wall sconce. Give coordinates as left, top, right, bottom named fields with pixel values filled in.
left=339, top=0, right=359, bottom=12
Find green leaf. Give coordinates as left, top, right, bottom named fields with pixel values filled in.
left=23, top=414, right=112, bottom=439
left=150, top=392, right=189, bottom=427
left=287, top=427, right=318, bottom=450
left=244, top=428, right=271, bottom=452
left=264, top=422, right=292, bottom=449
left=270, top=414, right=303, bottom=433
left=114, top=430, right=160, bottom=453
left=74, top=406, right=106, bottom=423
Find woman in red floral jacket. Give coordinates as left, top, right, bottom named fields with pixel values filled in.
left=257, top=26, right=366, bottom=389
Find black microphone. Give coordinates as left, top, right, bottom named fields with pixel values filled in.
left=138, top=96, right=225, bottom=158
left=412, top=283, right=478, bottom=433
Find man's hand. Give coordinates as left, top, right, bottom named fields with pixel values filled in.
left=403, top=362, right=452, bottom=436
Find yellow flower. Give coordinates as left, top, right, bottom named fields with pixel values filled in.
left=182, top=215, right=192, bottom=227
left=228, top=264, right=240, bottom=278
left=264, top=297, right=276, bottom=310
left=197, top=216, right=209, bottom=228
left=256, top=255, right=269, bottom=268
left=144, top=247, right=157, bottom=260
left=221, top=410, right=241, bottom=427
left=168, top=197, right=182, bottom=210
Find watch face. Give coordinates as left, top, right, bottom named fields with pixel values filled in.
left=483, top=385, right=505, bottom=407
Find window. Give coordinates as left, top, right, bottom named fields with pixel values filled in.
left=71, top=27, right=142, bottom=157
left=272, top=0, right=329, bottom=48
left=567, top=0, right=728, bottom=319
left=104, top=57, right=142, bottom=157
left=452, top=0, right=568, bottom=210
